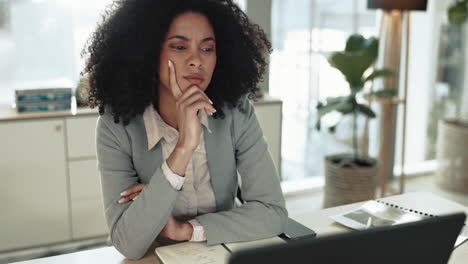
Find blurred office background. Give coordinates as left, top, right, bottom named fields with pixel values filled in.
left=2, top=0, right=468, bottom=262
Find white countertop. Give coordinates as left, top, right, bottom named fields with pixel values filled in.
left=0, top=103, right=98, bottom=122
left=0, top=95, right=281, bottom=122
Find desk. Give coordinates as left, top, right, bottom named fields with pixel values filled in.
left=13, top=192, right=468, bottom=264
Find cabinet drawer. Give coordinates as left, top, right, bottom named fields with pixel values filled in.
left=71, top=198, right=108, bottom=239
left=69, top=160, right=108, bottom=239
left=66, top=115, right=98, bottom=158
left=69, top=160, right=102, bottom=200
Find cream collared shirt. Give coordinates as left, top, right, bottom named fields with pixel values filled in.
left=143, top=105, right=217, bottom=242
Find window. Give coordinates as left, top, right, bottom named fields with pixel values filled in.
left=270, top=0, right=377, bottom=181
left=0, top=0, right=247, bottom=105
left=271, top=0, right=464, bottom=185
left=0, top=0, right=116, bottom=104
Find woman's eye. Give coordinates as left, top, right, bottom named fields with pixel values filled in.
left=171, top=45, right=186, bottom=50
left=201, top=47, right=214, bottom=52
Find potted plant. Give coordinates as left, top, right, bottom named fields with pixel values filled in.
left=434, top=0, right=468, bottom=193
left=76, top=75, right=90, bottom=107
left=316, top=34, right=394, bottom=208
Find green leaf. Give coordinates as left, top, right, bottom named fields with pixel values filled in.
left=316, top=96, right=349, bottom=116
left=336, top=101, right=354, bottom=114
left=325, top=96, right=349, bottom=104
left=448, top=1, right=468, bottom=25
left=364, top=69, right=394, bottom=83
left=345, top=34, right=366, bottom=52
left=316, top=96, right=354, bottom=131
left=370, top=89, right=399, bottom=98
left=356, top=103, right=376, bottom=118
left=328, top=35, right=379, bottom=89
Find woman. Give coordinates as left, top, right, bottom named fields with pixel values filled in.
left=82, top=0, right=287, bottom=260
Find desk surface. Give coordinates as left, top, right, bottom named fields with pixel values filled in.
left=14, top=191, right=468, bottom=264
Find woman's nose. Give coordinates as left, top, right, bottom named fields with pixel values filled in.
left=188, top=51, right=202, bottom=68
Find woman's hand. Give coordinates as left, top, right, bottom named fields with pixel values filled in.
left=118, top=184, right=144, bottom=204
left=160, top=215, right=193, bottom=241
left=168, top=60, right=216, bottom=152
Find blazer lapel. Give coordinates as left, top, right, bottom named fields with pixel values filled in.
left=203, top=116, right=236, bottom=211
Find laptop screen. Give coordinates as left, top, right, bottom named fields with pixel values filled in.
left=229, top=213, right=466, bottom=264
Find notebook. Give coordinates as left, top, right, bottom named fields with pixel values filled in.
left=154, top=216, right=315, bottom=264
left=330, top=199, right=468, bottom=248
left=154, top=242, right=229, bottom=264
left=154, top=237, right=284, bottom=264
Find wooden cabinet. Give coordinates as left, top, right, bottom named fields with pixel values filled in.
left=0, top=115, right=108, bottom=252
left=0, top=119, right=70, bottom=251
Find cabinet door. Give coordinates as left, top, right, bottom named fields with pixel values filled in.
left=69, top=160, right=108, bottom=239
left=253, top=102, right=282, bottom=178
left=65, top=116, right=98, bottom=159
left=0, top=119, right=70, bottom=251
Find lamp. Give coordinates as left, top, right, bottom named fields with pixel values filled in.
left=367, top=0, right=427, bottom=196
left=367, top=0, right=427, bottom=11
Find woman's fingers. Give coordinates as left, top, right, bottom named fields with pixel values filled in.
left=177, top=86, right=216, bottom=114
left=128, top=192, right=141, bottom=201
left=188, top=101, right=217, bottom=115
left=120, top=183, right=144, bottom=196
left=176, top=85, right=213, bottom=105
left=176, top=86, right=202, bottom=104
left=180, top=93, right=216, bottom=114
left=118, top=183, right=144, bottom=203
left=168, top=60, right=183, bottom=99
left=118, top=191, right=141, bottom=204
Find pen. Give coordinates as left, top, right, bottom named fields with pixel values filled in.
left=366, top=217, right=373, bottom=229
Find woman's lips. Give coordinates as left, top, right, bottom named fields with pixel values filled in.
left=184, top=74, right=204, bottom=85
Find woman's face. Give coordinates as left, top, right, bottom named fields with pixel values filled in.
left=159, top=12, right=217, bottom=96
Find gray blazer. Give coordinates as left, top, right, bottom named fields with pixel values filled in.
left=96, top=97, right=287, bottom=260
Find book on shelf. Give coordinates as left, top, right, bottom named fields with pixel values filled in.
left=16, top=100, right=71, bottom=113
left=15, top=88, right=72, bottom=103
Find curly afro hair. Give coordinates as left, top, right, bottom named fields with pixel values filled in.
left=82, top=0, right=271, bottom=125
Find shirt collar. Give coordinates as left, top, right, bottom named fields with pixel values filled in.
left=143, top=104, right=212, bottom=151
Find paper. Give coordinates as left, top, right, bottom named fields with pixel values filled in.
left=330, top=200, right=468, bottom=248
left=224, top=236, right=285, bottom=253
left=155, top=242, right=229, bottom=264
left=330, top=200, right=428, bottom=230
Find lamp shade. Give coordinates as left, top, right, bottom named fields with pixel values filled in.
left=367, top=0, right=427, bottom=11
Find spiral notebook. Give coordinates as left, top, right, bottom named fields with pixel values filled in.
left=331, top=200, right=468, bottom=248
left=154, top=237, right=285, bottom=264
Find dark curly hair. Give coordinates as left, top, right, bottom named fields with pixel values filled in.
left=82, top=0, right=271, bottom=125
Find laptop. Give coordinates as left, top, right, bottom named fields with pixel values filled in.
left=229, top=213, right=466, bottom=264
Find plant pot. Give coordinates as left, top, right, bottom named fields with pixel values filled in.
left=323, top=154, right=378, bottom=208
left=435, top=118, right=468, bottom=193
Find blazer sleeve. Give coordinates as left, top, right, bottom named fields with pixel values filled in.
left=195, top=97, right=288, bottom=245
left=96, top=114, right=180, bottom=260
